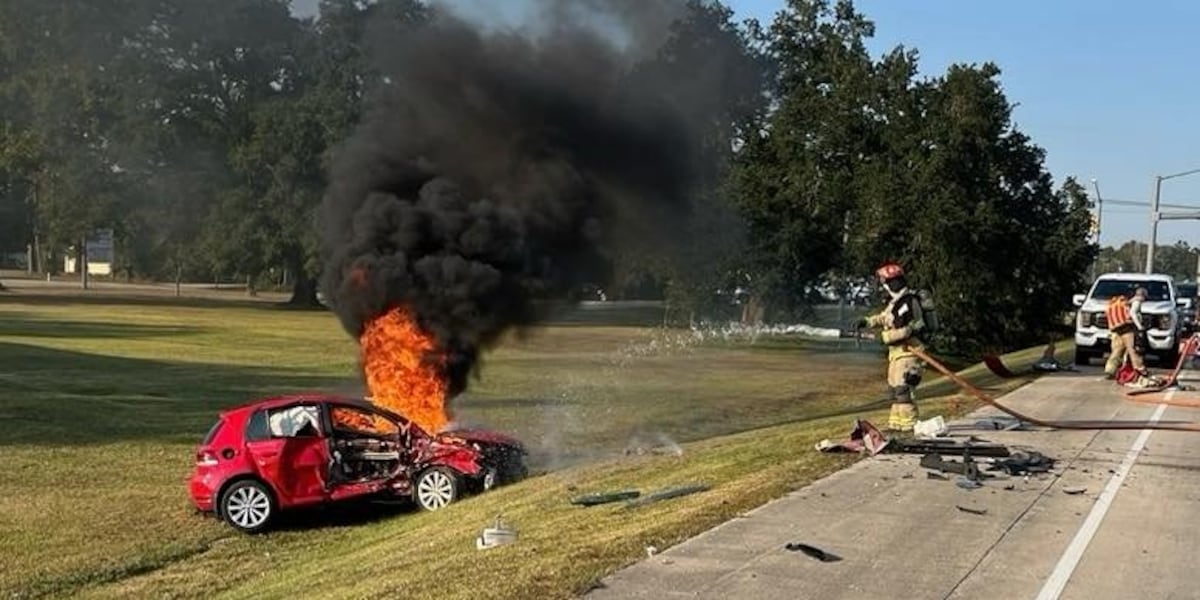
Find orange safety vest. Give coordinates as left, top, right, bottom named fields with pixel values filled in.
left=1106, top=296, right=1133, bottom=330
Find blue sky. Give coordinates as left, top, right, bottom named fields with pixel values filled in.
left=292, top=0, right=1200, bottom=248
left=722, top=0, right=1200, bottom=248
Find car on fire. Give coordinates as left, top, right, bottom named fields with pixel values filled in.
left=189, top=394, right=528, bottom=533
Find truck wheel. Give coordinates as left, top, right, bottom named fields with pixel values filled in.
left=1074, top=350, right=1091, bottom=366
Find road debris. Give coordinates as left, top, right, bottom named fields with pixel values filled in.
left=972, top=416, right=1027, bottom=431
left=914, top=415, right=948, bottom=438
left=988, top=450, right=1055, bottom=475
left=623, top=484, right=710, bottom=509
left=1062, top=486, right=1087, bottom=495
left=955, top=476, right=983, bottom=490
left=817, top=419, right=1010, bottom=457
left=956, top=505, right=987, bottom=515
left=570, top=490, right=641, bottom=507
left=476, top=515, right=518, bottom=550
left=920, top=453, right=983, bottom=480
left=784, top=542, right=842, bottom=562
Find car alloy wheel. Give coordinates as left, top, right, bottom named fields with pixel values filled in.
left=222, top=481, right=273, bottom=532
left=415, top=468, right=458, bottom=511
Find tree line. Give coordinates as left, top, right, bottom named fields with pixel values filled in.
left=0, top=0, right=1096, bottom=353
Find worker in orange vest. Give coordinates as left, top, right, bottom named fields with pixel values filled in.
left=1105, top=288, right=1153, bottom=384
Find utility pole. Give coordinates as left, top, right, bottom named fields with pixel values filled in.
left=1146, top=176, right=1163, bottom=273
left=1145, top=167, right=1200, bottom=273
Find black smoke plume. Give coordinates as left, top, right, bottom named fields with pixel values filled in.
left=319, top=1, right=752, bottom=396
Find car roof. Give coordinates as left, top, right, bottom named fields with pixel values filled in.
left=219, top=393, right=409, bottom=423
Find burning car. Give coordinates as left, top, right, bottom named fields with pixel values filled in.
left=189, top=394, right=527, bottom=533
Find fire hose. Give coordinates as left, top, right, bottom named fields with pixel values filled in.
left=910, top=346, right=1200, bottom=433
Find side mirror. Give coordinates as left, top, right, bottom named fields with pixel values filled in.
left=1072, top=294, right=1086, bottom=307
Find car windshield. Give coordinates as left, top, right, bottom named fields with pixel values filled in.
left=1091, top=279, right=1171, bottom=302
left=1177, top=282, right=1197, bottom=299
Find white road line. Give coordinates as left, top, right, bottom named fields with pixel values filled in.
left=1034, top=392, right=1171, bottom=600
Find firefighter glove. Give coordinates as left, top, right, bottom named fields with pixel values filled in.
left=881, top=327, right=910, bottom=345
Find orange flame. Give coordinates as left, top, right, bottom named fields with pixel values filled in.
left=359, top=307, right=451, bottom=434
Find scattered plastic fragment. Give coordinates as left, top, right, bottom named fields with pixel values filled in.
left=476, top=515, right=518, bottom=550
left=570, top=490, right=642, bottom=507
left=784, top=542, right=842, bottom=562
left=623, top=484, right=710, bottom=509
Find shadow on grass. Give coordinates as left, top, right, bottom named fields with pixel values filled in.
left=0, top=314, right=206, bottom=339
left=274, top=498, right=431, bottom=532
left=0, top=341, right=353, bottom=447
left=0, top=291, right=326, bottom=312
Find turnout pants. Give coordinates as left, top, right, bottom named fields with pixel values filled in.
left=1105, top=328, right=1145, bottom=375
left=887, top=355, right=921, bottom=431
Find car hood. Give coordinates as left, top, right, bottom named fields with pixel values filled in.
left=438, top=428, right=525, bottom=450
left=1081, top=299, right=1176, bottom=315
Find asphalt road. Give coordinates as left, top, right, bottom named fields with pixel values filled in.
left=585, top=366, right=1200, bottom=600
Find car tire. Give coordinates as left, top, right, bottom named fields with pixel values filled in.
left=1074, top=349, right=1091, bottom=366
left=414, top=467, right=460, bottom=512
left=219, top=479, right=276, bottom=534
left=1160, top=350, right=1180, bottom=368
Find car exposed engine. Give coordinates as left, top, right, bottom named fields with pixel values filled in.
left=331, top=437, right=402, bottom=482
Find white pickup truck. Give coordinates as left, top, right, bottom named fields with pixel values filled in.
left=1073, top=273, right=1191, bottom=366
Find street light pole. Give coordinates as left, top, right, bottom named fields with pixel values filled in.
left=1145, top=167, right=1200, bottom=273
left=1091, top=178, right=1103, bottom=280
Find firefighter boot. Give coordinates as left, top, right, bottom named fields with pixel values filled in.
left=887, top=402, right=918, bottom=432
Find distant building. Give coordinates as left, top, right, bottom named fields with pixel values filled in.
left=63, top=229, right=114, bottom=276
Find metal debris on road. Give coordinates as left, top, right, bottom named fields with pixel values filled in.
left=973, top=416, right=1027, bottom=431
left=784, top=542, right=842, bottom=562
left=956, top=505, right=987, bottom=515
left=989, top=450, right=1055, bottom=475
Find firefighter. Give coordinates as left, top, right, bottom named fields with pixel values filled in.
left=1105, top=287, right=1156, bottom=386
left=855, top=262, right=927, bottom=432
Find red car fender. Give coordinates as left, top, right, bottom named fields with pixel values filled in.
left=410, top=436, right=484, bottom=477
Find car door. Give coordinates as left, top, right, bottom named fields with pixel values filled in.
left=324, top=403, right=408, bottom=501
left=244, top=404, right=330, bottom=507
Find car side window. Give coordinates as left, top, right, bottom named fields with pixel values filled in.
left=266, top=405, right=323, bottom=438
left=244, top=410, right=270, bottom=441
left=331, top=406, right=400, bottom=436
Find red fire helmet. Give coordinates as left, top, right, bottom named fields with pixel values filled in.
left=875, top=262, right=905, bottom=281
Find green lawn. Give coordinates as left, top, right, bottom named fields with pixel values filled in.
left=0, top=291, right=1045, bottom=599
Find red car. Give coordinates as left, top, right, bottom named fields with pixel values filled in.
left=189, top=394, right=527, bottom=533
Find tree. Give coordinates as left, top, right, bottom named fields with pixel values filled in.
left=855, top=63, right=1095, bottom=352
left=730, top=0, right=880, bottom=321
left=0, top=0, right=142, bottom=286
left=619, top=0, right=770, bottom=323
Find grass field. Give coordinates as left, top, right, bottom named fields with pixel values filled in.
left=0, top=287, right=1047, bottom=599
